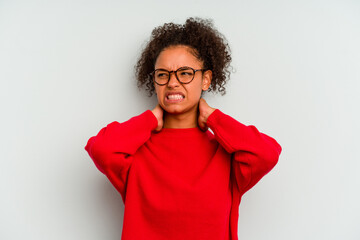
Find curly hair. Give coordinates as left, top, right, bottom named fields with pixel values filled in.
left=135, top=17, right=232, bottom=96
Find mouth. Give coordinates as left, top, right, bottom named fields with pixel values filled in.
left=165, top=92, right=185, bottom=103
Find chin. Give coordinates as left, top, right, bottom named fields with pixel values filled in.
left=163, top=102, right=199, bottom=116
left=163, top=106, right=185, bottom=115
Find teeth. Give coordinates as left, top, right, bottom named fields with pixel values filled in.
left=167, top=94, right=184, bottom=100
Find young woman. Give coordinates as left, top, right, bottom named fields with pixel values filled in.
left=85, top=18, right=282, bottom=240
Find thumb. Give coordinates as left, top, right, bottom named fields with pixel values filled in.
left=152, top=104, right=164, bottom=132
left=198, top=114, right=208, bottom=132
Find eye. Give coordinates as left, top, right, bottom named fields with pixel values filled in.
left=178, top=69, right=194, bottom=76
left=181, top=72, right=192, bottom=76
left=156, top=71, right=169, bottom=78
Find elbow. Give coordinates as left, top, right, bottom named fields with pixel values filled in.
left=85, top=136, right=96, bottom=156
left=85, top=136, right=110, bottom=173
left=266, top=140, right=282, bottom=170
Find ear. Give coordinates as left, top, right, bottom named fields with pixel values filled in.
left=202, top=70, right=212, bottom=91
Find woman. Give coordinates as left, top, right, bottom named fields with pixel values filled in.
left=85, top=18, right=282, bottom=240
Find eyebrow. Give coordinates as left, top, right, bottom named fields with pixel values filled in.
left=153, top=66, right=194, bottom=71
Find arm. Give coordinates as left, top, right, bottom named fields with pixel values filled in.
left=206, top=109, right=282, bottom=195
left=84, top=110, right=158, bottom=202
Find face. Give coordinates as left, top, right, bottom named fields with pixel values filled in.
left=154, top=45, right=212, bottom=115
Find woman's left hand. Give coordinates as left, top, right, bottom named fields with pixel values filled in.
left=198, top=98, right=216, bottom=131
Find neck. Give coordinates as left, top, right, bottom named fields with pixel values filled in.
left=163, top=109, right=198, bottom=129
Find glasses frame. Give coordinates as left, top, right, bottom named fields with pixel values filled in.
left=150, top=66, right=206, bottom=86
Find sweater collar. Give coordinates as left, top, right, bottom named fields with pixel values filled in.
left=153, top=127, right=209, bottom=138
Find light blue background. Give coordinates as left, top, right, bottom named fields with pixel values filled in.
left=1, top=0, right=359, bottom=239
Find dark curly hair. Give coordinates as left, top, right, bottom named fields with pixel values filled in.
left=135, top=17, right=232, bottom=96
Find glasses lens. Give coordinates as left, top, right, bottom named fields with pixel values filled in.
left=176, top=68, right=194, bottom=83
left=154, top=70, right=169, bottom=85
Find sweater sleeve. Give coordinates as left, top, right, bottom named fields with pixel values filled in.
left=206, top=109, right=282, bottom=195
left=84, top=110, right=158, bottom=203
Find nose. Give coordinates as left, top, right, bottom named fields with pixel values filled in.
left=167, top=72, right=180, bottom=88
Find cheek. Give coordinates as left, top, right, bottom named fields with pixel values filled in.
left=154, top=87, right=165, bottom=105
left=190, top=82, right=203, bottom=99
left=154, top=85, right=161, bottom=97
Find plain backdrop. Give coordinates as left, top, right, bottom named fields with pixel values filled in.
left=1, top=0, right=359, bottom=239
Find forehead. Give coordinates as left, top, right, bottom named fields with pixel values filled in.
left=154, top=45, right=203, bottom=70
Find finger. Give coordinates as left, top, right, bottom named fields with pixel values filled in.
left=197, top=117, right=206, bottom=131
left=199, top=98, right=207, bottom=105
left=199, top=125, right=208, bottom=132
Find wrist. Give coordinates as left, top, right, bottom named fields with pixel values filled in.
left=205, top=107, right=216, bottom=121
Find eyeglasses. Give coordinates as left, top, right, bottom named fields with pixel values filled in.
left=151, top=67, right=205, bottom=86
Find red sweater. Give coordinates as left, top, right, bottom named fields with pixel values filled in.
left=85, top=109, right=282, bottom=240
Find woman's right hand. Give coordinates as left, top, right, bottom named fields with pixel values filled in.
left=151, top=104, right=164, bottom=132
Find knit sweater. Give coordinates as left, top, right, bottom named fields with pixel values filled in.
left=85, top=109, right=282, bottom=240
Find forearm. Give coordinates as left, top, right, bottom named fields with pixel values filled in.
left=207, top=109, right=282, bottom=194
left=85, top=110, right=158, bottom=172
left=207, top=109, right=282, bottom=159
